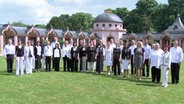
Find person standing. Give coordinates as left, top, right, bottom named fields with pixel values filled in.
left=62, top=41, right=70, bottom=71
left=71, top=42, right=79, bottom=72
left=80, top=43, right=87, bottom=72
left=53, top=43, right=61, bottom=71
left=40, top=37, right=46, bottom=69
left=31, top=41, right=35, bottom=71
left=105, top=42, right=113, bottom=76
left=170, top=40, right=183, bottom=84
left=119, top=40, right=124, bottom=73
left=143, top=39, right=151, bottom=77
left=15, top=40, right=24, bottom=76
left=78, top=39, right=84, bottom=71
left=160, top=44, right=171, bottom=88
left=129, top=40, right=137, bottom=75
left=134, top=41, right=145, bottom=80
left=87, top=40, right=96, bottom=72
left=24, top=40, right=34, bottom=74
left=51, top=37, right=60, bottom=69
left=4, top=39, right=15, bottom=73
left=112, top=43, right=121, bottom=77
left=121, top=43, right=131, bottom=78
left=34, top=41, right=42, bottom=72
left=150, top=43, right=163, bottom=83
left=44, top=41, right=53, bottom=72
left=96, top=40, right=105, bottom=74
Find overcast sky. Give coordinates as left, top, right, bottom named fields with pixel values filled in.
left=0, top=0, right=168, bottom=25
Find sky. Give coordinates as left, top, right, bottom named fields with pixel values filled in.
left=0, top=0, right=168, bottom=25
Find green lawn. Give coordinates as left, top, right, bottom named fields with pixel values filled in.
left=0, top=57, right=184, bottom=104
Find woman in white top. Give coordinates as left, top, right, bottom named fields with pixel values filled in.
left=62, top=41, right=70, bottom=71
left=53, top=43, right=61, bottom=71
left=24, top=40, right=34, bottom=74
left=150, top=43, right=163, bottom=83
left=44, top=41, right=53, bottom=72
left=105, top=42, right=113, bottom=76
left=160, top=44, right=171, bottom=88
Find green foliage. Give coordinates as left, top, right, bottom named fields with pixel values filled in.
left=11, top=21, right=30, bottom=27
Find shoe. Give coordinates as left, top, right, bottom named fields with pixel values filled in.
left=164, top=85, right=168, bottom=88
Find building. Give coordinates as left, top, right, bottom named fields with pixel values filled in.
left=0, top=11, right=183, bottom=54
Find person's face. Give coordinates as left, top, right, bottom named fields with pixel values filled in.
left=174, top=40, right=178, bottom=47
left=145, top=40, right=148, bottom=45
left=74, top=42, right=77, bottom=47
left=155, top=44, right=159, bottom=50
left=54, top=37, right=57, bottom=42
left=37, top=42, right=40, bottom=46
left=152, top=45, right=155, bottom=49
left=55, top=44, right=59, bottom=48
left=8, top=39, right=12, bottom=44
left=131, top=40, right=135, bottom=45
left=164, top=47, right=168, bottom=52
left=90, top=41, right=93, bottom=46
left=18, top=41, right=22, bottom=45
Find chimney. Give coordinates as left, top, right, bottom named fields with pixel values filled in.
left=104, top=9, right=112, bottom=13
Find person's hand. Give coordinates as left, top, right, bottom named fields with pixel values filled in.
left=167, top=67, right=170, bottom=70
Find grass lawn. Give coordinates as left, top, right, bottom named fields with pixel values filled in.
left=0, top=57, right=184, bottom=104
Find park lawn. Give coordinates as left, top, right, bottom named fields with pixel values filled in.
left=0, top=57, right=184, bottom=104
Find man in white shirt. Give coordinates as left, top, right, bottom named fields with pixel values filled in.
left=129, top=40, right=137, bottom=75
left=4, top=39, right=15, bottom=73
left=143, top=39, right=151, bottom=77
left=170, top=40, right=183, bottom=84
left=51, top=37, right=60, bottom=69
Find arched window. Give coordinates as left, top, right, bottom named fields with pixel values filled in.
left=96, top=24, right=98, bottom=27
left=109, top=24, right=112, bottom=27
left=115, top=24, right=117, bottom=27
left=102, top=24, right=105, bottom=27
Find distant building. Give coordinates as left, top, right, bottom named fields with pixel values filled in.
left=0, top=10, right=183, bottom=54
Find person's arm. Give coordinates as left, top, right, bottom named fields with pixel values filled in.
left=168, top=52, right=172, bottom=70
left=179, top=48, right=183, bottom=65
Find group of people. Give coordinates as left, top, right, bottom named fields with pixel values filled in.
left=3, top=37, right=183, bottom=88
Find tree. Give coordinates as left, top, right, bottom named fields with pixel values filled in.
left=34, top=24, right=46, bottom=28
left=70, top=12, right=93, bottom=31
left=11, top=21, right=29, bottom=27
left=136, top=0, right=158, bottom=17
left=46, top=16, right=62, bottom=29
left=151, top=4, right=175, bottom=32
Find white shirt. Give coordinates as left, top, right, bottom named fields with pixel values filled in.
left=110, top=43, right=116, bottom=49
left=4, top=44, right=15, bottom=57
left=62, top=46, right=71, bottom=58
left=170, top=46, right=183, bottom=63
left=151, top=49, right=164, bottom=68
left=119, top=45, right=124, bottom=52
left=53, top=48, right=60, bottom=58
left=24, top=45, right=34, bottom=58
left=160, top=51, right=171, bottom=68
left=129, top=45, right=137, bottom=55
left=36, top=46, right=41, bottom=56
left=143, top=44, right=151, bottom=59
left=44, top=45, right=53, bottom=56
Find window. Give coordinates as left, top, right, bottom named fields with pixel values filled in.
left=109, top=24, right=112, bottom=27
left=115, top=24, right=117, bottom=27
left=96, top=24, right=98, bottom=27
left=102, top=24, right=105, bottom=27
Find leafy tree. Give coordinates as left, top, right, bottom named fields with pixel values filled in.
left=34, top=24, right=46, bottom=28
left=11, top=21, right=29, bottom=27
left=70, top=12, right=93, bottom=31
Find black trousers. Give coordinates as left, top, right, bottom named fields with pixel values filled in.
left=130, top=55, right=134, bottom=75
left=45, top=56, right=51, bottom=72
left=113, top=59, right=120, bottom=76
left=35, top=55, right=41, bottom=70
left=171, top=63, right=180, bottom=84
left=80, top=58, right=82, bottom=71
left=151, top=66, right=160, bottom=83
left=54, top=57, right=60, bottom=71
left=71, top=59, right=78, bottom=72
left=142, top=59, right=150, bottom=76
left=6, top=54, right=14, bottom=73
left=52, top=58, right=55, bottom=69
left=63, top=56, right=69, bottom=71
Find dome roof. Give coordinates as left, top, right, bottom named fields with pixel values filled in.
left=94, top=11, right=123, bottom=23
